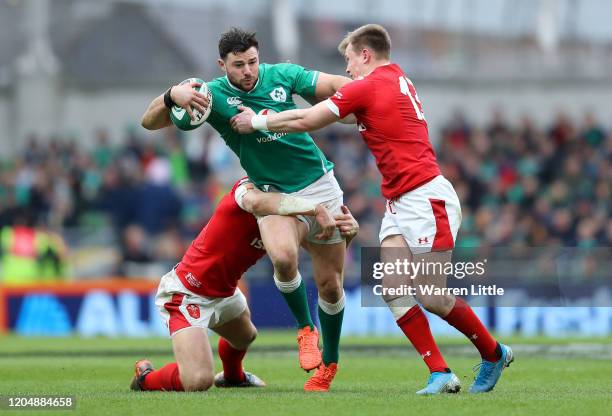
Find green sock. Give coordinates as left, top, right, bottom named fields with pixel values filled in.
left=318, top=302, right=344, bottom=365
left=279, top=280, right=314, bottom=329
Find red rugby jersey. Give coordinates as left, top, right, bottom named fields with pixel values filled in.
left=327, top=64, right=440, bottom=199
left=174, top=179, right=265, bottom=298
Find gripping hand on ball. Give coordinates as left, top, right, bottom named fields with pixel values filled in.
left=171, top=81, right=209, bottom=121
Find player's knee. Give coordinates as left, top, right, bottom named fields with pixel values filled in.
left=316, top=277, right=343, bottom=303
left=242, top=327, right=258, bottom=349
left=419, top=294, right=455, bottom=316
left=248, top=326, right=257, bottom=344
left=270, top=247, right=298, bottom=277
left=182, top=370, right=214, bottom=392
left=233, top=326, right=257, bottom=350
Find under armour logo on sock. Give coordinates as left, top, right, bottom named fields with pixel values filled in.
left=421, top=351, right=432, bottom=359
left=471, top=334, right=478, bottom=340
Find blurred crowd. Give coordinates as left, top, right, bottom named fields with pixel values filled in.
left=317, top=110, right=611, bottom=250
left=0, top=110, right=609, bottom=280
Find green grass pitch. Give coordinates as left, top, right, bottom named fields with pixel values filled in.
left=1, top=332, right=610, bottom=416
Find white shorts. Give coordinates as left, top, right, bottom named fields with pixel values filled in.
left=379, top=175, right=462, bottom=254
left=261, top=170, right=345, bottom=245
left=155, top=269, right=248, bottom=336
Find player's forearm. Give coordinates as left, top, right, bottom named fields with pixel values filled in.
left=264, top=109, right=314, bottom=133
left=141, top=94, right=172, bottom=130
left=242, top=189, right=317, bottom=217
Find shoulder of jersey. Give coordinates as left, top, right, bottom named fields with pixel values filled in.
left=261, top=62, right=288, bottom=78
left=207, top=76, right=225, bottom=91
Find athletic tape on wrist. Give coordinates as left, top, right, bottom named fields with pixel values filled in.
left=251, top=115, right=268, bottom=131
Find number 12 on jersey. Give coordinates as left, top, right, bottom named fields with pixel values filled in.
left=399, top=76, right=425, bottom=121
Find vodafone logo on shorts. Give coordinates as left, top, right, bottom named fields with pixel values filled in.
left=186, top=304, right=200, bottom=319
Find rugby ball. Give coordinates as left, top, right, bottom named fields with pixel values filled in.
left=169, top=78, right=213, bottom=131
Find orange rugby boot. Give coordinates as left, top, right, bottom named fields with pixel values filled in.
left=304, top=363, right=338, bottom=392
left=130, top=359, right=154, bottom=391
left=297, top=326, right=322, bottom=371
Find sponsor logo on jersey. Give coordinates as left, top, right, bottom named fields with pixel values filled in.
left=186, top=304, right=200, bottom=319
left=250, top=237, right=265, bottom=250
left=256, top=132, right=287, bottom=144
left=185, top=272, right=201, bottom=288
left=255, top=109, right=285, bottom=143
left=227, top=96, right=242, bottom=106
left=269, top=87, right=287, bottom=102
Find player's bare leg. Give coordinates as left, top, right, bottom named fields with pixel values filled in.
left=380, top=234, right=460, bottom=394
left=259, top=215, right=321, bottom=371
left=131, top=326, right=214, bottom=392
left=211, top=308, right=265, bottom=387
left=412, top=249, right=512, bottom=393
left=172, top=327, right=215, bottom=391
left=303, top=240, right=345, bottom=392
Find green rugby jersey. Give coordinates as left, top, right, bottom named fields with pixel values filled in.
left=205, top=63, right=334, bottom=193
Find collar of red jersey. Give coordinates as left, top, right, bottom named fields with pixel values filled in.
left=360, top=62, right=394, bottom=79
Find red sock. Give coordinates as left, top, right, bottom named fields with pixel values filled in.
left=142, top=362, right=184, bottom=391
left=443, top=297, right=499, bottom=362
left=218, top=338, right=246, bottom=382
left=397, top=305, right=449, bottom=373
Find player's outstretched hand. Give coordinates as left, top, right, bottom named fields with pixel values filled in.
left=334, top=205, right=359, bottom=239
left=314, top=203, right=336, bottom=240
left=230, top=106, right=257, bottom=134
left=171, top=81, right=210, bottom=121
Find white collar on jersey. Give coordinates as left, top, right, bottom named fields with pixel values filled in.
left=225, top=74, right=261, bottom=94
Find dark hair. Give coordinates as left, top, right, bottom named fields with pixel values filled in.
left=218, top=27, right=259, bottom=59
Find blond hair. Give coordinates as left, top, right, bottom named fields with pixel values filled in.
left=338, top=24, right=391, bottom=59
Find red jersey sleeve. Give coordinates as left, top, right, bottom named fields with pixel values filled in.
left=326, top=79, right=368, bottom=119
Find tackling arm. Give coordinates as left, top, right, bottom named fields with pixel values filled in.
left=235, top=182, right=336, bottom=240
left=245, top=100, right=341, bottom=134
left=264, top=101, right=340, bottom=132
left=237, top=183, right=318, bottom=217
left=307, top=73, right=356, bottom=124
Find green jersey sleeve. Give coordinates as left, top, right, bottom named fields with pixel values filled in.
left=274, top=63, right=320, bottom=98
